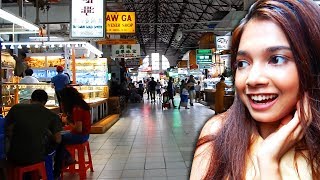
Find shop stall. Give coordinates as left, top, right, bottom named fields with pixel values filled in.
left=1, top=83, right=109, bottom=123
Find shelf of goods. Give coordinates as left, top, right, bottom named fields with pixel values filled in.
left=70, top=58, right=108, bottom=85
left=1, top=52, right=16, bottom=82
left=1, top=83, right=109, bottom=123
left=25, top=53, right=65, bottom=82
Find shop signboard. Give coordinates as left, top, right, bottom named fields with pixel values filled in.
left=106, top=12, right=136, bottom=34
left=125, top=58, right=141, bottom=68
left=97, top=39, right=137, bottom=45
left=220, top=54, right=231, bottom=68
left=139, top=66, right=152, bottom=72
left=111, top=44, right=141, bottom=58
left=198, top=64, right=213, bottom=69
left=196, top=49, right=213, bottom=65
left=216, top=36, right=232, bottom=50
left=71, top=0, right=105, bottom=39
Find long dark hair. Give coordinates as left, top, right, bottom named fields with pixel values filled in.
left=197, top=0, right=320, bottom=179
left=60, top=87, right=90, bottom=115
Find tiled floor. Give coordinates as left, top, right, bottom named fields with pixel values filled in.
left=63, top=96, right=215, bottom=180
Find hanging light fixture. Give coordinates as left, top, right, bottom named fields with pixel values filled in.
left=26, top=44, right=30, bottom=48
left=10, top=45, right=14, bottom=49
left=18, top=44, right=22, bottom=49
left=2, top=45, right=6, bottom=50
left=50, top=44, right=55, bottom=48
left=34, top=44, right=39, bottom=48
left=59, top=44, right=63, bottom=48
left=66, top=44, right=71, bottom=48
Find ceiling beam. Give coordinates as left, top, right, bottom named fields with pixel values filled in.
left=164, top=0, right=188, bottom=55
left=154, top=0, right=159, bottom=52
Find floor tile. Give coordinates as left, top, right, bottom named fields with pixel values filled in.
left=62, top=95, right=215, bottom=180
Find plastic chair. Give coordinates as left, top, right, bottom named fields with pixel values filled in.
left=15, top=161, right=47, bottom=180
left=61, top=141, right=93, bottom=180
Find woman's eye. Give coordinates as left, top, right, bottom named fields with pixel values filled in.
left=269, top=56, right=287, bottom=65
left=236, top=61, right=249, bottom=69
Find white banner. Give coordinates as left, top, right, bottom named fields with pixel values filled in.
left=216, top=36, right=232, bottom=50
left=111, top=44, right=141, bottom=58
left=71, top=0, right=105, bottom=38
left=220, top=54, right=231, bottom=68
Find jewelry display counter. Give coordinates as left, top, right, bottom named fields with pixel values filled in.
left=1, top=83, right=109, bottom=123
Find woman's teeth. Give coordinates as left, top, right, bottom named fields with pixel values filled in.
left=250, top=94, right=277, bottom=102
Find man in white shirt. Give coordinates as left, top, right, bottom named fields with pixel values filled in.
left=20, top=69, right=39, bottom=84
left=19, top=69, right=40, bottom=103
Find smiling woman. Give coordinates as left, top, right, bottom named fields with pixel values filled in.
left=190, top=0, right=320, bottom=179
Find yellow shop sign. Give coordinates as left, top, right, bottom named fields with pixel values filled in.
left=106, top=12, right=136, bottom=34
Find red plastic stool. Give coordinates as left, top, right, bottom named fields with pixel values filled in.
left=61, top=141, right=94, bottom=180
left=15, top=161, right=47, bottom=180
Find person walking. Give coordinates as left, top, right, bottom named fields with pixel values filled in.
left=178, top=80, right=190, bottom=109
left=148, top=77, right=157, bottom=102
left=187, top=75, right=196, bottom=106
left=167, top=77, right=177, bottom=108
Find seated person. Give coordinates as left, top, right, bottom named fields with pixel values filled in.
left=19, top=69, right=40, bottom=103
left=5, top=90, right=62, bottom=175
left=53, top=87, right=91, bottom=179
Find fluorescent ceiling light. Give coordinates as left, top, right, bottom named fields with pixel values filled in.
left=0, top=9, right=39, bottom=31
left=29, top=36, right=59, bottom=41
left=3, top=41, right=103, bottom=57
left=0, top=31, right=37, bottom=35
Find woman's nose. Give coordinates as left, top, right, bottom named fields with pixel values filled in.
left=245, top=64, right=269, bottom=87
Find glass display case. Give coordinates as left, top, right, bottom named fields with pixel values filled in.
left=70, top=58, right=108, bottom=85
left=1, top=83, right=109, bottom=122
left=1, top=52, right=15, bottom=82
left=25, top=53, right=65, bottom=82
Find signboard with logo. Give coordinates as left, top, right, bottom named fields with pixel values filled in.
left=111, top=44, right=141, bottom=58
left=106, top=12, right=136, bottom=34
left=220, top=54, right=231, bottom=68
left=196, top=49, right=213, bottom=64
left=125, top=58, right=141, bottom=68
left=216, top=36, right=232, bottom=50
left=71, top=0, right=105, bottom=39
left=198, top=64, right=213, bottom=69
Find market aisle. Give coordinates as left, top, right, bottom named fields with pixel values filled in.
left=63, top=97, right=215, bottom=180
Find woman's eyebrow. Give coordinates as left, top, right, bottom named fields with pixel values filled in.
left=237, top=50, right=248, bottom=56
left=266, top=46, right=291, bottom=52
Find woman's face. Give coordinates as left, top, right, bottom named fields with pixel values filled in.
left=235, top=19, right=299, bottom=123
